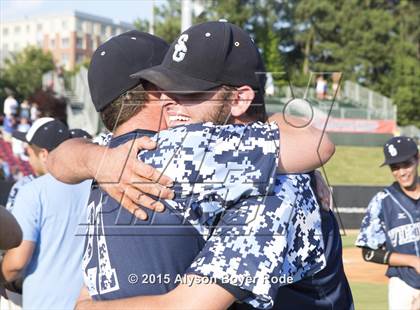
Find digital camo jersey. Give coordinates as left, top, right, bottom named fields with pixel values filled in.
left=83, top=122, right=280, bottom=298
left=356, top=183, right=420, bottom=289
left=139, top=121, right=280, bottom=235
left=188, top=174, right=326, bottom=309
left=6, top=175, right=35, bottom=212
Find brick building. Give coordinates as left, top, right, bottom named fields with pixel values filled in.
left=0, top=11, right=134, bottom=69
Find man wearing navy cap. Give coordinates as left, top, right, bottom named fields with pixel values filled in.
left=0, top=117, right=92, bottom=309
left=356, top=136, right=420, bottom=310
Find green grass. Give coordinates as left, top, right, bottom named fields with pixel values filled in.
left=341, top=233, right=358, bottom=248
left=350, top=282, right=388, bottom=310
left=341, top=232, right=388, bottom=309
left=321, top=146, right=394, bottom=186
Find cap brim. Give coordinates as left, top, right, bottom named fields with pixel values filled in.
left=380, top=152, right=417, bottom=167
left=12, top=131, right=28, bottom=143
left=130, top=65, right=220, bottom=93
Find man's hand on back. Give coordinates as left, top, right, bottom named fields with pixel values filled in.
left=48, top=137, right=174, bottom=220
left=94, top=136, right=175, bottom=220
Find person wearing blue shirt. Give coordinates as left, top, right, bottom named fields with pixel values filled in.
left=0, top=117, right=92, bottom=310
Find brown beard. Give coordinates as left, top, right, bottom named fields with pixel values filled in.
left=204, top=87, right=233, bottom=125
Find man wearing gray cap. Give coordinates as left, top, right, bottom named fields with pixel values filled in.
left=356, top=136, right=420, bottom=310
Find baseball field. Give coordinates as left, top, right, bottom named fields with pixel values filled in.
left=342, top=232, right=388, bottom=310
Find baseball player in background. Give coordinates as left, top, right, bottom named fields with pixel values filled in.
left=356, top=136, right=420, bottom=310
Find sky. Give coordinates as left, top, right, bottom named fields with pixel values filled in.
left=1, top=0, right=168, bottom=24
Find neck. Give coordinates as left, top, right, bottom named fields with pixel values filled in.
left=231, top=115, right=256, bottom=125
left=113, top=104, right=164, bottom=137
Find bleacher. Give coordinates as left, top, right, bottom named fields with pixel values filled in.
left=0, top=137, right=33, bottom=177
left=265, top=80, right=397, bottom=147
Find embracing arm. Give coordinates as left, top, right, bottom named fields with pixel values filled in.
left=47, top=138, right=104, bottom=184
left=47, top=137, right=174, bottom=219
left=76, top=275, right=235, bottom=310
left=269, top=113, right=335, bottom=173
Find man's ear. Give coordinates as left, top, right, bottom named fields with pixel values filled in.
left=39, top=149, right=49, bottom=164
left=230, top=85, right=255, bottom=118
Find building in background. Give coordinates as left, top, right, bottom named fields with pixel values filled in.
left=0, top=11, right=134, bottom=70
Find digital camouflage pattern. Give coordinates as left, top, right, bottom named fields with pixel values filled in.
left=355, top=191, right=388, bottom=249
left=187, top=174, right=326, bottom=309
left=83, top=122, right=326, bottom=307
left=138, top=121, right=280, bottom=235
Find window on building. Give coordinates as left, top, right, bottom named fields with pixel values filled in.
left=85, top=22, right=92, bottom=33
left=76, top=19, right=83, bottom=31
left=76, top=37, right=84, bottom=49
left=76, top=53, right=84, bottom=63
left=101, top=24, right=106, bottom=35
left=26, top=25, right=30, bottom=33
left=14, top=26, right=20, bottom=34
left=51, top=39, right=55, bottom=47
left=3, top=44, right=8, bottom=52
left=37, top=24, right=42, bottom=31
left=62, top=21, right=67, bottom=30
left=61, top=53, right=69, bottom=67
left=61, top=38, right=69, bottom=48
left=93, top=23, right=101, bottom=36
left=2, top=28, right=8, bottom=36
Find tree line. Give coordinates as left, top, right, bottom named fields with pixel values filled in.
left=1, top=0, right=418, bottom=127
left=135, top=0, right=419, bottom=127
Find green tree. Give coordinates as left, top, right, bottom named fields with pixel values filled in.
left=134, top=1, right=181, bottom=43
left=388, top=0, right=420, bottom=126
left=1, top=46, right=54, bottom=100
left=291, top=0, right=396, bottom=91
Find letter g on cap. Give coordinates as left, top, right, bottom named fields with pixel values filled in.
left=172, top=34, right=189, bottom=62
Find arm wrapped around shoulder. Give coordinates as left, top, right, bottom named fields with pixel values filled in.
left=361, top=247, right=391, bottom=265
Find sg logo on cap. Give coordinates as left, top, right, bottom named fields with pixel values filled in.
left=173, top=34, right=189, bottom=62
left=388, top=144, right=398, bottom=157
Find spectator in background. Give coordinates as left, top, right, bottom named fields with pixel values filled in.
left=2, top=116, right=16, bottom=142
left=0, top=157, right=11, bottom=181
left=3, top=89, right=18, bottom=119
left=19, top=101, right=30, bottom=121
left=29, top=90, right=67, bottom=124
left=0, top=118, right=92, bottom=310
left=30, top=103, right=39, bottom=123
left=316, top=75, right=327, bottom=100
left=12, top=118, right=31, bottom=161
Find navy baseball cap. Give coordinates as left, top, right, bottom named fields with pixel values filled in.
left=381, top=136, right=419, bottom=166
left=131, top=21, right=267, bottom=93
left=88, top=30, right=169, bottom=112
left=12, top=117, right=70, bottom=151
